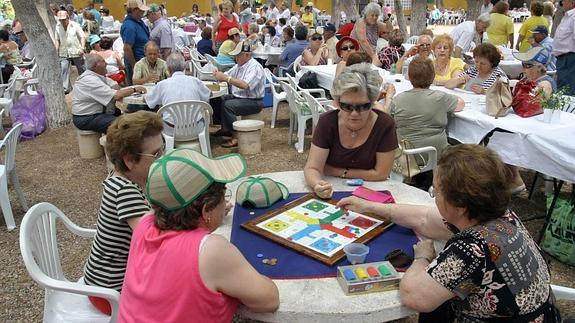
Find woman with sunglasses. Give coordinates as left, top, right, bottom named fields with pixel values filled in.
left=396, top=35, right=433, bottom=79
left=83, top=111, right=164, bottom=315
left=301, top=32, right=329, bottom=66
left=431, top=34, right=466, bottom=86
left=304, top=63, right=398, bottom=199
left=335, top=36, right=360, bottom=76
left=337, top=144, right=556, bottom=322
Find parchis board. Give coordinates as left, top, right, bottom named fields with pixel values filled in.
left=241, top=193, right=393, bottom=265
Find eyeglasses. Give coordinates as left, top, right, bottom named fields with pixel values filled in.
left=224, top=188, right=233, bottom=203
left=418, top=43, right=431, bottom=48
left=428, top=186, right=439, bottom=198
left=339, top=102, right=372, bottom=113
left=522, top=62, right=536, bottom=69
left=311, top=36, right=323, bottom=41
left=137, top=144, right=165, bottom=159
left=340, top=45, right=355, bottom=51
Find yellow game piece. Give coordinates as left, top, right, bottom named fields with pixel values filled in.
left=354, top=267, right=368, bottom=280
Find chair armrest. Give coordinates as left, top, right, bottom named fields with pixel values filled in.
left=402, top=146, right=437, bottom=174
left=300, top=88, right=326, bottom=98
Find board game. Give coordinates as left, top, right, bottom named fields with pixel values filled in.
left=241, top=193, right=393, bottom=265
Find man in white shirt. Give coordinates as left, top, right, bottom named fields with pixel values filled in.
left=269, top=3, right=280, bottom=20
left=553, top=0, right=575, bottom=94
left=279, top=3, right=291, bottom=19
left=481, top=0, right=494, bottom=16
left=55, top=10, right=85, bottom=94
left=211, top=41, right=265, bottom=148
left=451, top=13, right=491, bottom=58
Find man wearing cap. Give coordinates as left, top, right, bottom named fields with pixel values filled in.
left=211, top=41, right=265, bottom=148
left=529, top=25, right=556, bottom=70
left=55, top=10, right=86, bottom=94
left=72, top=53, right=147, bottom=133
left=147, top=3, right=174, bottom=60
left=132, top=41, right=169, bottom=86
left=323, top=23, right=338, bottom=63
left=553, top=0, right=575, bottom=94
left=121, top=0, right=150, bottom=85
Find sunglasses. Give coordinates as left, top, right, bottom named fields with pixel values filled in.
left=137, top=144, right=165, bottom=159
left=311, top=36, right=323, bottom=41
left=418, top=43, right=431, bottom=48
left=339, top=102, right=372, bottom=113
left=522, top=62, right=536, bottom=68
left=340, top=45, right=355, bottom=51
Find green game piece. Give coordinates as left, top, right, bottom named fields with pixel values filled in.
left=378, top=264, right=391, bottom=276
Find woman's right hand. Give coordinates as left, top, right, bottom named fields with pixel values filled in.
left=336, top=196, right=373, bottom=214
left=313, top=180, right=333, bottom=199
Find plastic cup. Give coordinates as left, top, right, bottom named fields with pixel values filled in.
left=343, top=243, right=370, bottom=264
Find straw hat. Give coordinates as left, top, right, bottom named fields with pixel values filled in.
left=236, top=177, right=289, bottom=208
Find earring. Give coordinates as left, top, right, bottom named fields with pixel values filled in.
left=205, top=217, right=211, bottom=224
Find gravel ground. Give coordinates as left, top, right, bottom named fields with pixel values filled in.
left=0, top=102, right=573, bottom=322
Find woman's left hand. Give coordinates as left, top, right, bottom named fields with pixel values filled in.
left=470, top=84, right=484, bottom=94
left=413, top=239, right=436, bottom=261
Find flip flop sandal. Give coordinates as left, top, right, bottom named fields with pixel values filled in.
left=384, top=248, right=414, bottom=268
left=221, top=139, right=238, bottom=148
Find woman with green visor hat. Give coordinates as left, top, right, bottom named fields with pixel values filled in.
left=119, top=148, right=279, bottom=322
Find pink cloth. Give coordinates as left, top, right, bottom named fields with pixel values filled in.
left=119, top=215, right=239, bottom=323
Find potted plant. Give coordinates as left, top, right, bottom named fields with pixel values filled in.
left=536, top=86, right=571, bottom=123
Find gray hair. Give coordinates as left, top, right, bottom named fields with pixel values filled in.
left=166, top=53, right=186, bottom=73
left=85, top=53, right=101, bottom=71
left=363, top=2, right=382, bottom=17
left=417, top=34, right=433, bottom=44
left=331, top=63, right=382, bottom=102
left=476, top=13, right=491, bottom=24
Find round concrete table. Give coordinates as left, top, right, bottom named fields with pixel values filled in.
left=218, top=170, right=436, bottom=323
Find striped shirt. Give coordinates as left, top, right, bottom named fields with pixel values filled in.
left=84, top=176, right=150, bottom=291
left=460, top=65, right=507, bottom=91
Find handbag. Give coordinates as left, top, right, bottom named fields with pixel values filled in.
left=541, top=194, right=575, bottom=266
left=392, top=139, right=423, bottom=178
left=485, top=77, right=512, bottom=118
left=297, top=71, right=319, bottom=89
left=511, top=79, right=543, bottom=117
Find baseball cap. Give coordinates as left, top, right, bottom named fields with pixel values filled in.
left=307, top=2, right=314, bottom=6
left=529, top=25, right=549, bottom=34
left=513, top=46, right=551, bottom=65
left=147, top=3, right=161, bottom=14
left=229, top=41, right=253, bottom=56
left=126, top=0, right=149, bottom=11
left=146, top=149, right=247, bottom=211
left=56, top=10, right=69, bottom=20
left=235, top=177, right=289, bottom=208
left=324, top=23, right=336, bottom=32
left=227, top=27, right=240, bottom=36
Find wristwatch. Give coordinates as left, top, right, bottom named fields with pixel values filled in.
left=341, top=168, right=349, bottom=178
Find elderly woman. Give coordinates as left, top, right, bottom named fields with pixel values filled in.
left=335, top=36, right=360, bottom=76
left=301, top=32, right=329, bottom=66
left=396, top=34, right=433, bottom=77
left=83, top=111, right=164, bottom=315
left=216, top=27, right=242, bottom=65
left=486, top=1, right=514, bottom=48
left=119, top=149, right=279, bottom=320
left=212, top=0, right=240, bottom=52
left=392, top=56, right=464, bottom=171
left=432, top=34, right=466, bottom=86
left=445, top=43, right=506, bottom=94
left=337, top=144, right=556, bottom=322
left=373, top=29, right=405, bottom=70
left=197, top=27, right=216, bottom=57
left=516, top=2, right=549, bottom=51
left=351, top=3, right=382, bottom=58
left=304, top=63, right=398, bottom=199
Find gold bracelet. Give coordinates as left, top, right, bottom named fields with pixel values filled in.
left=415, top=256, right=432, bottom=263
left=227, top=76, right=232, bottom=83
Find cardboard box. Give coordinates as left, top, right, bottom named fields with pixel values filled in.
left=336, top=261, right=400, bottom=295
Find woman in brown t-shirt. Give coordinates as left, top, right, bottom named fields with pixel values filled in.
left=304, top=63, right=398, bottom=199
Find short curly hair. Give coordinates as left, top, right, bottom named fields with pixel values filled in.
left=436, top=144, right=512, bottom=223
left=408, top=56, right=435, bottom=89
left=389, top=29, right=405, bottom=47
left=473, top=43, right=500, bottom=68
left=432, top=34, right=454, bottom=56
left=531, top=1, right=544, bottom=16
left=105, top=111, right=164, bottom=173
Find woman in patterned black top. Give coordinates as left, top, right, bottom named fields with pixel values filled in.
left=338, top=144, right=558, bottom=322
left=83, top=111, right=164, bottom=315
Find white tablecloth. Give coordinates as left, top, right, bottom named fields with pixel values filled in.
left=252, top=45, right=284, bottom=60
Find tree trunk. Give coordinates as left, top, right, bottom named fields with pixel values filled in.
left=12, top=0, right=69, bottom=128
left=466, top=0, right=483, bottom=21
left=331, top=0, right=358, bottom=25
left=436, top=0, right=444, bottom=10
left=394, top=0, right=408, bottom=37
left=210, top=0, right=218, bottom=17
left=410, top=0, right=427, bottom=37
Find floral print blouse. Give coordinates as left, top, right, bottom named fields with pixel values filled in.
left=427, top=210, right=550, bottom=322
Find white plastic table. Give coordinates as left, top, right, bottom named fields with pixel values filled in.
left=218, top=171, right=435, bottom=323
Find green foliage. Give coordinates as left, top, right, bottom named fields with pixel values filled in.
left=0, top=0, right=15, bottom=20
left=538, top=86, right=571, bottom=110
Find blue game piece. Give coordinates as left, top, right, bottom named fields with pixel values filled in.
left=257, top=253, right=264, bottom=258
left=343, top=269, right=356, bottom=281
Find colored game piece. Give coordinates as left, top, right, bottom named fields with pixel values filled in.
left=257, top=253, right=263, bottom=258
left=269, top=258, right=278, bottom=265
left=343, top=269, right=356, bottom=281
left=249, top=211, right=255, bottom=215
left=378, top=264, right=391, bottom=276
left=367, top=266, right=380, bottom=278
left=355, top=267, right=368, bottom=280
left=262, top=259, right=269, bottom=264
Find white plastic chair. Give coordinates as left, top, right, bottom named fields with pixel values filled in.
left=286, top=74, right=327, bottom=99
left=390, top=144, right=438, bottom=182
left=19, top=202, right=120, bottom=322
left=204, top=54, right=235, bottom=72
left=0, top=68, right=22, bottom=115
left=280, top=81, right=321, bottom=153
left=406, top=36, right=419, bottom=45
left=190, top=58, right=216, bottom=81
left=293, top=55, right=303, bottom=74
left=551, top=284, right=575, bottom=301
left=301, top=90, right=333, bottom=130
left=264, top=68, right=288, bottom=128
left=0, top=123, right=27, bottom=230
left=157, top=100, right=213, bottom=157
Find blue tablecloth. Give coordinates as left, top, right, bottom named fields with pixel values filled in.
left=230, top=192, right=417, bottom=279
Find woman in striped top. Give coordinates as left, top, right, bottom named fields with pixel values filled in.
left=445, top=43, right=507, bottom=94
left=83, top=111, right=164, bottom=315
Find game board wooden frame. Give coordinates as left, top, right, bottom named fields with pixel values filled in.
left=241, top=193, right=393, bottom=266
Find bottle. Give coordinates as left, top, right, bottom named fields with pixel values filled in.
left=390, top=63, right=396, bottom=75
left=264, top=34, right=271, bottom=46
left=402, top=63, right=409, bottom=77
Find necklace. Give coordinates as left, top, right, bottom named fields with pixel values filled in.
left=435, top=59, right=449, bottom=75
left=349, top=128, right=358, bottom=138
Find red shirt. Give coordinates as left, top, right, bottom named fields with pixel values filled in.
left=215, top=14, right=239, bottom=42
left=337, top=22, right=355, bottom=37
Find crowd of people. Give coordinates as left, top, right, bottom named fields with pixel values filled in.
left=4, top=0, right=571, bottom=321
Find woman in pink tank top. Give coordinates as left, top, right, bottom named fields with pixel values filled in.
left=119, top=149, right=279, bottom=323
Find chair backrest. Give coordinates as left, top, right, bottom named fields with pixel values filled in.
left=0, top=123, right=22, bottom=172
left=560, top=95, right=575, bottom=114
left=279, top=81, right=302, bottom=115
left=301, top=90, right=325, bottom=129
left=264, top=68, right=281, bottom=95
left=0, top=69, right=21, bottom=99
left=190, top=48, right=206, bottom=63
left=204, top=54, right=234, bottom=72
left=293, top=55, right=303, bottom=74
left=406, top=35, right=419, bottom=44
left=157, top=100, right=212, bottom=141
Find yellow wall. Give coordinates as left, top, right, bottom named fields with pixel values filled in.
left=444, top=0, right=467, bottom=10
